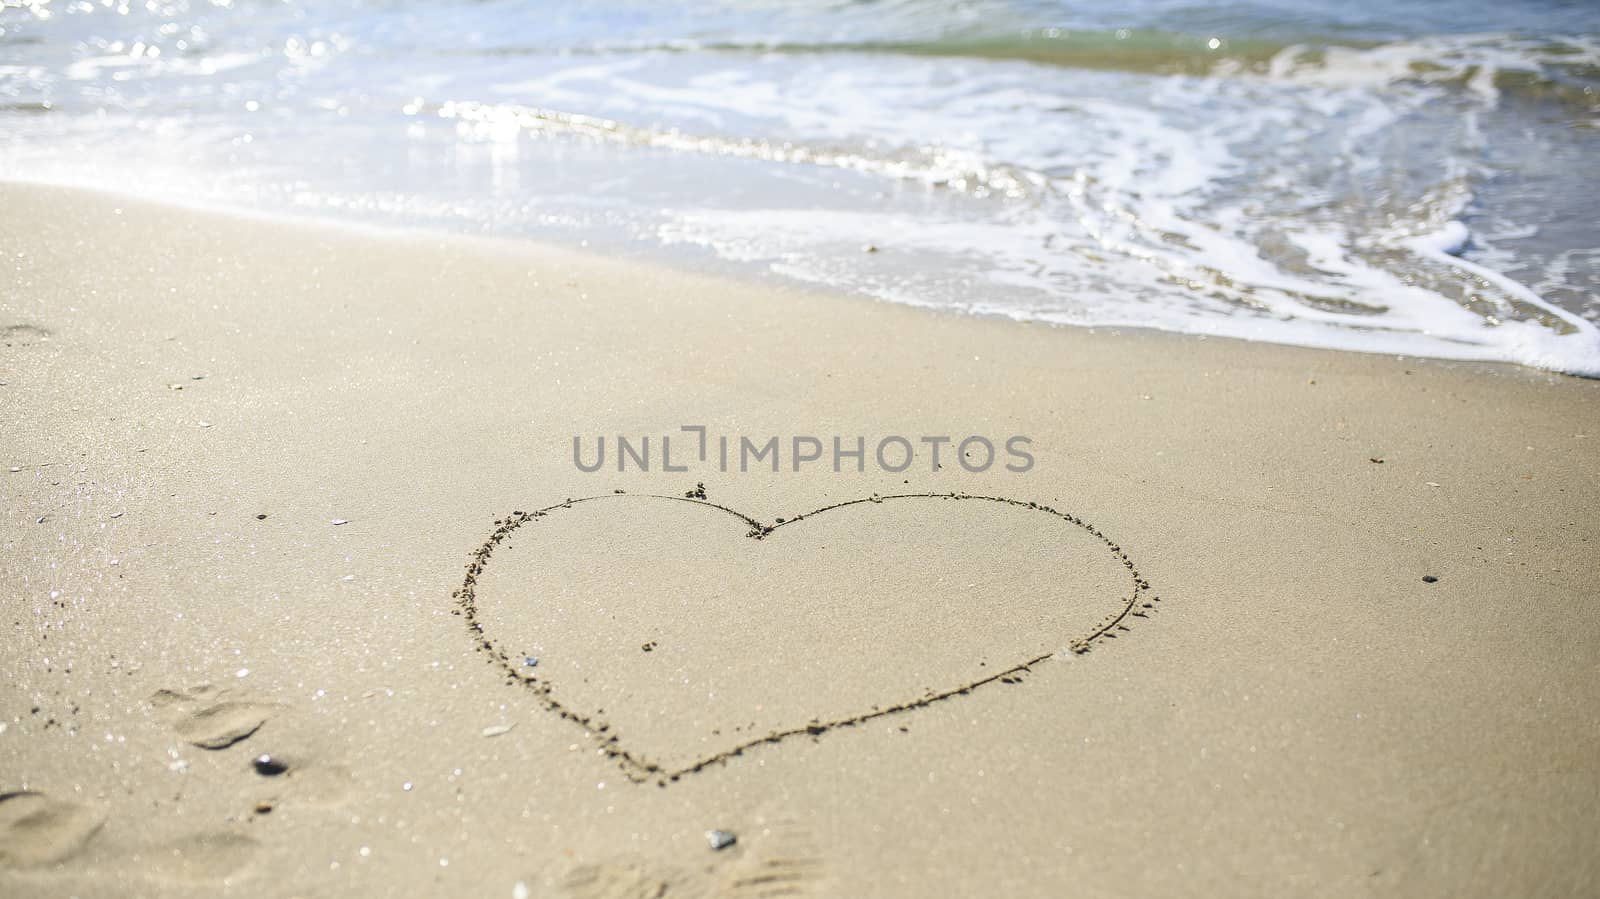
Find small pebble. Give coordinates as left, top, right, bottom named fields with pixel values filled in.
left=253, top=801, right=273, bottom=815
left=331, top=518, right=349, bottom=526
left=481, top=724, right=514, bottom=738
left=523, top=656, right=539, bottom=667
left=1422, top=575, right=1439, bottom=583
left=255, top=513, right=268, bottom=520
left=110, top=511, right=124, bottom=519
left=253, top=754, right=289, bottom=776
left=706, top=829, right=737, bottom=851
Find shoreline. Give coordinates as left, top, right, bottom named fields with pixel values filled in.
left=2, top=181, right=1597, bottom=898
left=4, top=175, right=1592, bottom=381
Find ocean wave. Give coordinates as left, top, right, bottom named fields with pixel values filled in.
left=3, top=0, right=1597, bottom=374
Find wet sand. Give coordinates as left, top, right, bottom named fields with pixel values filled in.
left=2, top=182, right=1597, bottom=898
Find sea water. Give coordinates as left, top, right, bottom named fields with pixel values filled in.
left=3, top=0, right=1597, bottom=374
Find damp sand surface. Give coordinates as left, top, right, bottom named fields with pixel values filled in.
left=2, top=182, right=1599, bottom=898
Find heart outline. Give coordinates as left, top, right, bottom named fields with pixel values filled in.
left=453, top=492, right=1155, bottom=784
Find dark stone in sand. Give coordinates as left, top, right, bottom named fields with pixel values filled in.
left=252, top=755, right=289, bottom=777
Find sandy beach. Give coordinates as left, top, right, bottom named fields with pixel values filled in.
left=2, top=181, right=1598, bottom=897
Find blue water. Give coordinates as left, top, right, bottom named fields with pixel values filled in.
left=3, top=0, right=1598, bottom=373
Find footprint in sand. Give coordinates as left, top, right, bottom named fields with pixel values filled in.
left=0, top=791, right=105, bottom=868
left=1, top=323, right=51, bottom=349
left=129, top=831, right=260, bottom=887
left=0, top=791, right=255, bottom=887
left=151, top=686, right=356, bottom=810
left=558, top=818, right=825, bottom=899
left=559, top=858, right=694, bottom=899
left=718, top=818, right=826, bottom=898
left=150, top=686, right=279, bottom=750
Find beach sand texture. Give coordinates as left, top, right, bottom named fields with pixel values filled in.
left=2, top=183, right=1598, bottom=897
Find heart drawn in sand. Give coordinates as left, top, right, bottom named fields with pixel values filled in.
left=453, top=493, right=1155, bottom=784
